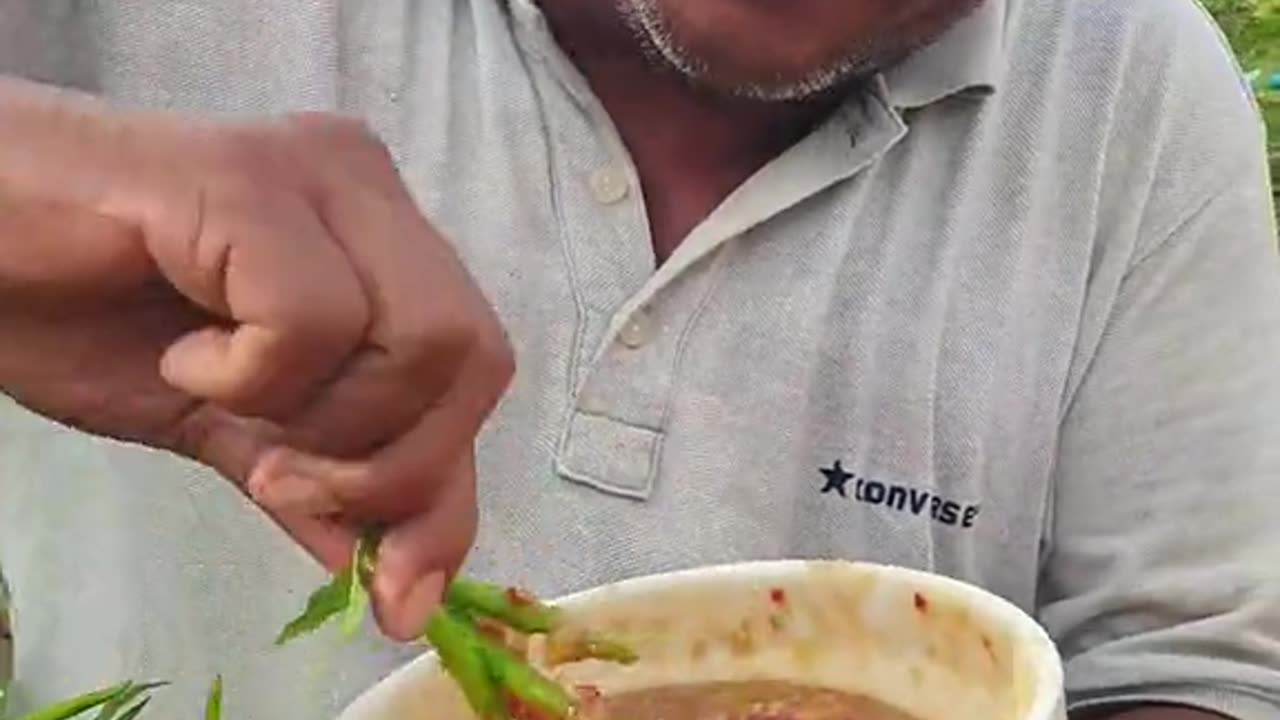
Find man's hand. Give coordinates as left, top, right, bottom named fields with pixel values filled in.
left=0, top=77, right=514, bottom=640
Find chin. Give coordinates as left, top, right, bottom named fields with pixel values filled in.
left=621, top=0, right=914, bottom=100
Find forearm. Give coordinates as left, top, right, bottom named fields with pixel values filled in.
left=0, top=76, right=152, bottom=304
left=0, top=76, right=116, bottom=200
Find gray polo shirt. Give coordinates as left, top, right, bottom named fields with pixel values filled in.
left=2, top=0, right=1278, bottom=718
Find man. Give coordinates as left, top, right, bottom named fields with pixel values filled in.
left=0, top=0, right=1276, bottom=718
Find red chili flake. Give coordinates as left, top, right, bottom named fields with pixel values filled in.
left=506, top=586, right=535, bottom=606
left=506, top=694, right=557, bottom=720
left=769, top=587, right=787, bottom=605
left=573, top=685, right=604, bottom=720
left=505, top=695, right=534, bottom=720
left=913, top=592, right=929, bottom=613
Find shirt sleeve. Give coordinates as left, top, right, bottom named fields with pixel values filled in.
left=1037, top=10, right=1280, bottom=717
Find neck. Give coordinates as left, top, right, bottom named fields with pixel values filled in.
left=538, top=0, right=843, bottom=174
left=536, top=0, right=843, bottom=259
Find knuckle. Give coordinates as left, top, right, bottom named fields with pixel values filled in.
left=199, top=131, right=303, bottom=205
left=383, top=317, right=454, bottom=363
left=160, top=402, right=214, bottom=460
left=276, top=287, right=367, bottom=348
left=281, top=112, right=391, bottom=161
left=208, top=125, right=280, bottom=177
left=384, top=305, right=515, bottom=404
left=329, top=296, right=372, bottom=344
left=383, top=298, right=474, bottom=360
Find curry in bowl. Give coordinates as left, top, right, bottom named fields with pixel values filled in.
left=575, top=680, right=918, bottom=720
left=337, top=561, right=1066, bottom=720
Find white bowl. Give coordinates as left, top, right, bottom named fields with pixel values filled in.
left=338, top=560, right=1065, bottom=720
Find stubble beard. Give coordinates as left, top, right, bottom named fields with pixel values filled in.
left=615, top=0, right=882, bottom=102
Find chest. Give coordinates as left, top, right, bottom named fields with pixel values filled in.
left=398, top=70, right=1098, bottom=609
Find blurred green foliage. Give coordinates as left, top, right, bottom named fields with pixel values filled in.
left=1203, top=0, right=1280, bottom=195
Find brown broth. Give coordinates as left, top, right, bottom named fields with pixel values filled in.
left=595, top=680, right=922, bottom=720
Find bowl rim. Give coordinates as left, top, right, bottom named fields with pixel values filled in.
left=339, top=560, right=1065, bottom=720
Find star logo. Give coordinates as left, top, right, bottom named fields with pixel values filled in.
left=819, top=460, right=853, bottom=498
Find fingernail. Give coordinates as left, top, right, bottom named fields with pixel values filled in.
left=250, top=473, right=340, bottom=515
left=392, top=571, right=446, bottom=641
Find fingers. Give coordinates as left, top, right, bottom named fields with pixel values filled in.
left=153, top=116, right=509, bottom=643
left=253, top=449, right=478, bottom=641
left=373, top=452, right=479, bottom=640
left=165, top=404, right=282, bottom=484
left=247, top=337, right=502, bottom=639
left=247, top=315, right=511, bottom=524
left=273, top=348, right=450, bottom=461
left=3, top=97, right=504, bottom=645
left=270, top=508, right=359, bottom=576
left=145, top=144, right=371, bottom=420
left=164, top=401, right=359, bottom=575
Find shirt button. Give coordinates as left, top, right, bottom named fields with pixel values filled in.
left=589, top=166, right=630, bottom=205
left=618, top=310, right=653, bottom=349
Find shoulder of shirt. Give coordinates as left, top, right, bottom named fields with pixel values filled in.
left=1030, top=0, right=1257, bottom=120
left=1015, top=0, right=1264, bottom=242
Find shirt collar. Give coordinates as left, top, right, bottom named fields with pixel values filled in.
left=879, top=0, right=1009, bottom=109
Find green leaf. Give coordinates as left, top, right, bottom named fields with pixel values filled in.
left=203, top=676, right=222, bottom=720
left=277, top=529, right=384, bottom=646
left=93, top=682, right=166, bottom=720
left=355, top=527, right=382, bottom=580
left=15, top=683, right=132, bottom=720
left=340, top=535, right=373, bottom=638
left=274, top=566, right=354, bottom=647
left=340, top=576, right=369, bottom=638
left=113, top=699, right=149, bottom=720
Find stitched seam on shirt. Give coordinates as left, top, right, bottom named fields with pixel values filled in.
left=1127, top=165, right=1253, bottom=272
left=555, top=414, right=659, bottom=499
left=556, top=465, right=652, bottom=501
left=1060, top=161, right=1256, bottom=429
left=639, top=243, right=736, bottom=497
left=521, top=67, right=590, bottom=402
left=569, top=409, right=661, bottom=433
left=656, top=242, right=737, bottom=435
left=1045, top=164, right=1262, bottom=573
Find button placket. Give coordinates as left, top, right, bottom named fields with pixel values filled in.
left=558, top=257, right=727, bottom=500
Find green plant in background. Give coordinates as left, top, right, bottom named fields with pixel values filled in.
left=0, top=678, right=220, bottom=720
left=1203, top=0, right=1280, bottom=196
left=0, top=531, right=633, bottom=720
